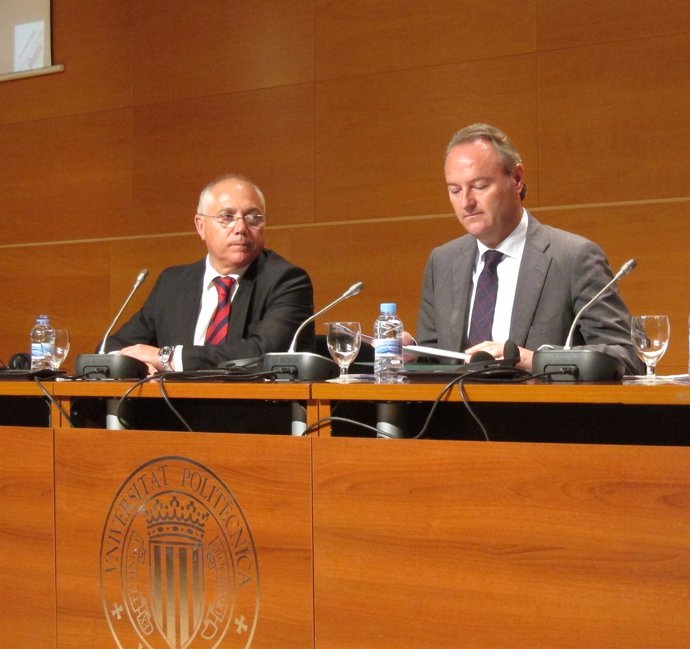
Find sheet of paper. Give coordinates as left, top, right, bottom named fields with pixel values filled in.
left=402, top=345, right=470, bottom=362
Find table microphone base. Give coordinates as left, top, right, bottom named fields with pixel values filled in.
left=262, top=352, right=339, bottom=381
left=532, top=349, right=625, bottom=382
left=75, top=354, right=148, bottom=380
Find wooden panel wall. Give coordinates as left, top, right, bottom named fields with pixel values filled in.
left=0, top=1, right=688, bottom=372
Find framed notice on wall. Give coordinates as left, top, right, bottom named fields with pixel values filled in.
left=0, top=0, right=63, bottom=81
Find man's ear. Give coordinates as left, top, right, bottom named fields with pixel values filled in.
left=194, top=214, right=205, bottom=239
left=512, top=163, right=525, bottom=192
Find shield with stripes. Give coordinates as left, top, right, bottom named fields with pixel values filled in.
left=146, top=495, right=207, bottom=649
left=100, top=457, right=259, bottom=649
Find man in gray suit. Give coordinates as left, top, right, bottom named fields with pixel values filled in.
left=107, top=174, right=314, bottom=372
left=414, top=123, right=643, bottom=374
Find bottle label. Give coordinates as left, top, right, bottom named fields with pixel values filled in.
left=374, top=339, right=402, bottom=356
left=31, top=343, right=54, bottom=361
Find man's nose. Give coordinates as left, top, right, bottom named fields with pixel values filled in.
left=462, top=190, right=476, bottom=210
left=232, top=215, right=249, bottom=234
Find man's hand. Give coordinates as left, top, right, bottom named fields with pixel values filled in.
left=401, top=331, right=418, bottom=362
left=117, top=344, right=160, bottom=375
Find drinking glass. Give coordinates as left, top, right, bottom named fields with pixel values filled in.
left=630, top=315, right=670, bottom=380
left=325, top=322, right=361, bottom=382
left=49, top=328, right=71, bottom=370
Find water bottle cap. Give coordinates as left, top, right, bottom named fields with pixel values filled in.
left=37, top=314, right=50, bottom=323
left=380, top=303, right=397, bottom=314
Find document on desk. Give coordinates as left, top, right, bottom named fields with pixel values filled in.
left=403, top=345, right=470, bottom=363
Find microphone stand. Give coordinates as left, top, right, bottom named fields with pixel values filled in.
left=287, top=281, right=364, bottom=353
left=262, top=281, right=365, bottom=385
left=97, top=269, right=149, bottom=353
left=75, top=269, right=150, bottom=381
left=532, top=259, right=637, bottom=382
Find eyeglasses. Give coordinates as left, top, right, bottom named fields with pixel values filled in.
left=198, top=211, right=266, bottom=229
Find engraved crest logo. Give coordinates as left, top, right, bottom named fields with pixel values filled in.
left=100, top=457, right=259, bottom=649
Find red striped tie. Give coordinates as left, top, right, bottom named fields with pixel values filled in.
left=205, top=276, right=235, bottom=345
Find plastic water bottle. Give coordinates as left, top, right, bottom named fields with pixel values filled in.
left=30, top=315, right=55, bottom=370
left=374, top=303, right=405, bottom=382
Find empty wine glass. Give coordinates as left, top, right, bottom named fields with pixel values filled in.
left=49, top=328, right=71, bottom=370
left=325, top=322, right=361, bottom=382
left=631, top=315, right=670, bottom=380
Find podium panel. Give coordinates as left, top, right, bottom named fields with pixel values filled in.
left=55, top=428, right=314, bottom=649
left=312, top=438, right=690, bottom=649
left=0, top=426, right=56, bottom=648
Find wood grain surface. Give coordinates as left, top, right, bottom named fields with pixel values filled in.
left=1, top=3, right=689, bottom=378
left=54, top=429, right=313, bottom=648
left=0, top=426, right=56, bottom=648
left=312, top=436, right=690, bottom=648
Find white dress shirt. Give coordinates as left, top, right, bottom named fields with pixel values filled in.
left=171, top=255, right=246, bottom=370
left=467, top=209, right=528, bottom=344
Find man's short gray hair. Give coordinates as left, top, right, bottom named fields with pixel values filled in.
left=197, top=173, right=266, bottom=213
left=446, top=123, right=527, bottom=200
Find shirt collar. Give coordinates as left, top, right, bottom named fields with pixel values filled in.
left=476, top=208, right=528, bottom=261
left=203, top=255, right=248, bottom=288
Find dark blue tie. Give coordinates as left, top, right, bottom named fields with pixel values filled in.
left=467, top=250, right=504, bottom=347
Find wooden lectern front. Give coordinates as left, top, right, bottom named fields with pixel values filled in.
left=312, top=437, right=690, bottom=649
left=2, top=377, right=690, bottom=648
left=1, top=426, right=56, bottom=648
left=54, top=428, right=313, bottom=649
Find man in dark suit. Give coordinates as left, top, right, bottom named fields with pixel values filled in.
left=106, top=174, right=314, bottom=372
left=414, top=123, right=643, bottom=374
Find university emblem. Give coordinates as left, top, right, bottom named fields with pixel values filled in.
left=100, top=457, right=259, bottom=648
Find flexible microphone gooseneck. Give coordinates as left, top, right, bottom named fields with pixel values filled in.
left=97, top=269, right=149, bottom=353
left=75, top=269, right=150, bottom=379
left=262, top=281, right=365, bottom=381
left=288, top=281, right=364, bottom=353
left=532, top=258, right=637, bottom=382
left=564, top=259, right=637, bottom=350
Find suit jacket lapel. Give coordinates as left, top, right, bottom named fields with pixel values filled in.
left=228, top=256, right=259, bottom=338
left=450, top=238, right=476, bottom=351
left=179, top=261, right=205, bottom=344
left=510, top=216, right=551, bottom=346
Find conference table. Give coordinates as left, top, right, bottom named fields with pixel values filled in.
left=4, top=373, right=688, bottom=438
left=2, top=376, right=690, bottom=648
left=312, top=378, right=690, bottom=440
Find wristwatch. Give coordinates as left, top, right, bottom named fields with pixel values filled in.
left=158, top=346, right=175, bottom=372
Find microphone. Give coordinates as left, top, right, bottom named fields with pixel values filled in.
left=532, top=259, right=637, bottom=382
left=97, top=269, right=149, bottom=353
left=262, top=281, right=365, bottom=381
left=564, top=258, right=636, bottom=350
left=75, top=269, right=150, bottom=379
left=288, top=281, right=364, bottom=352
